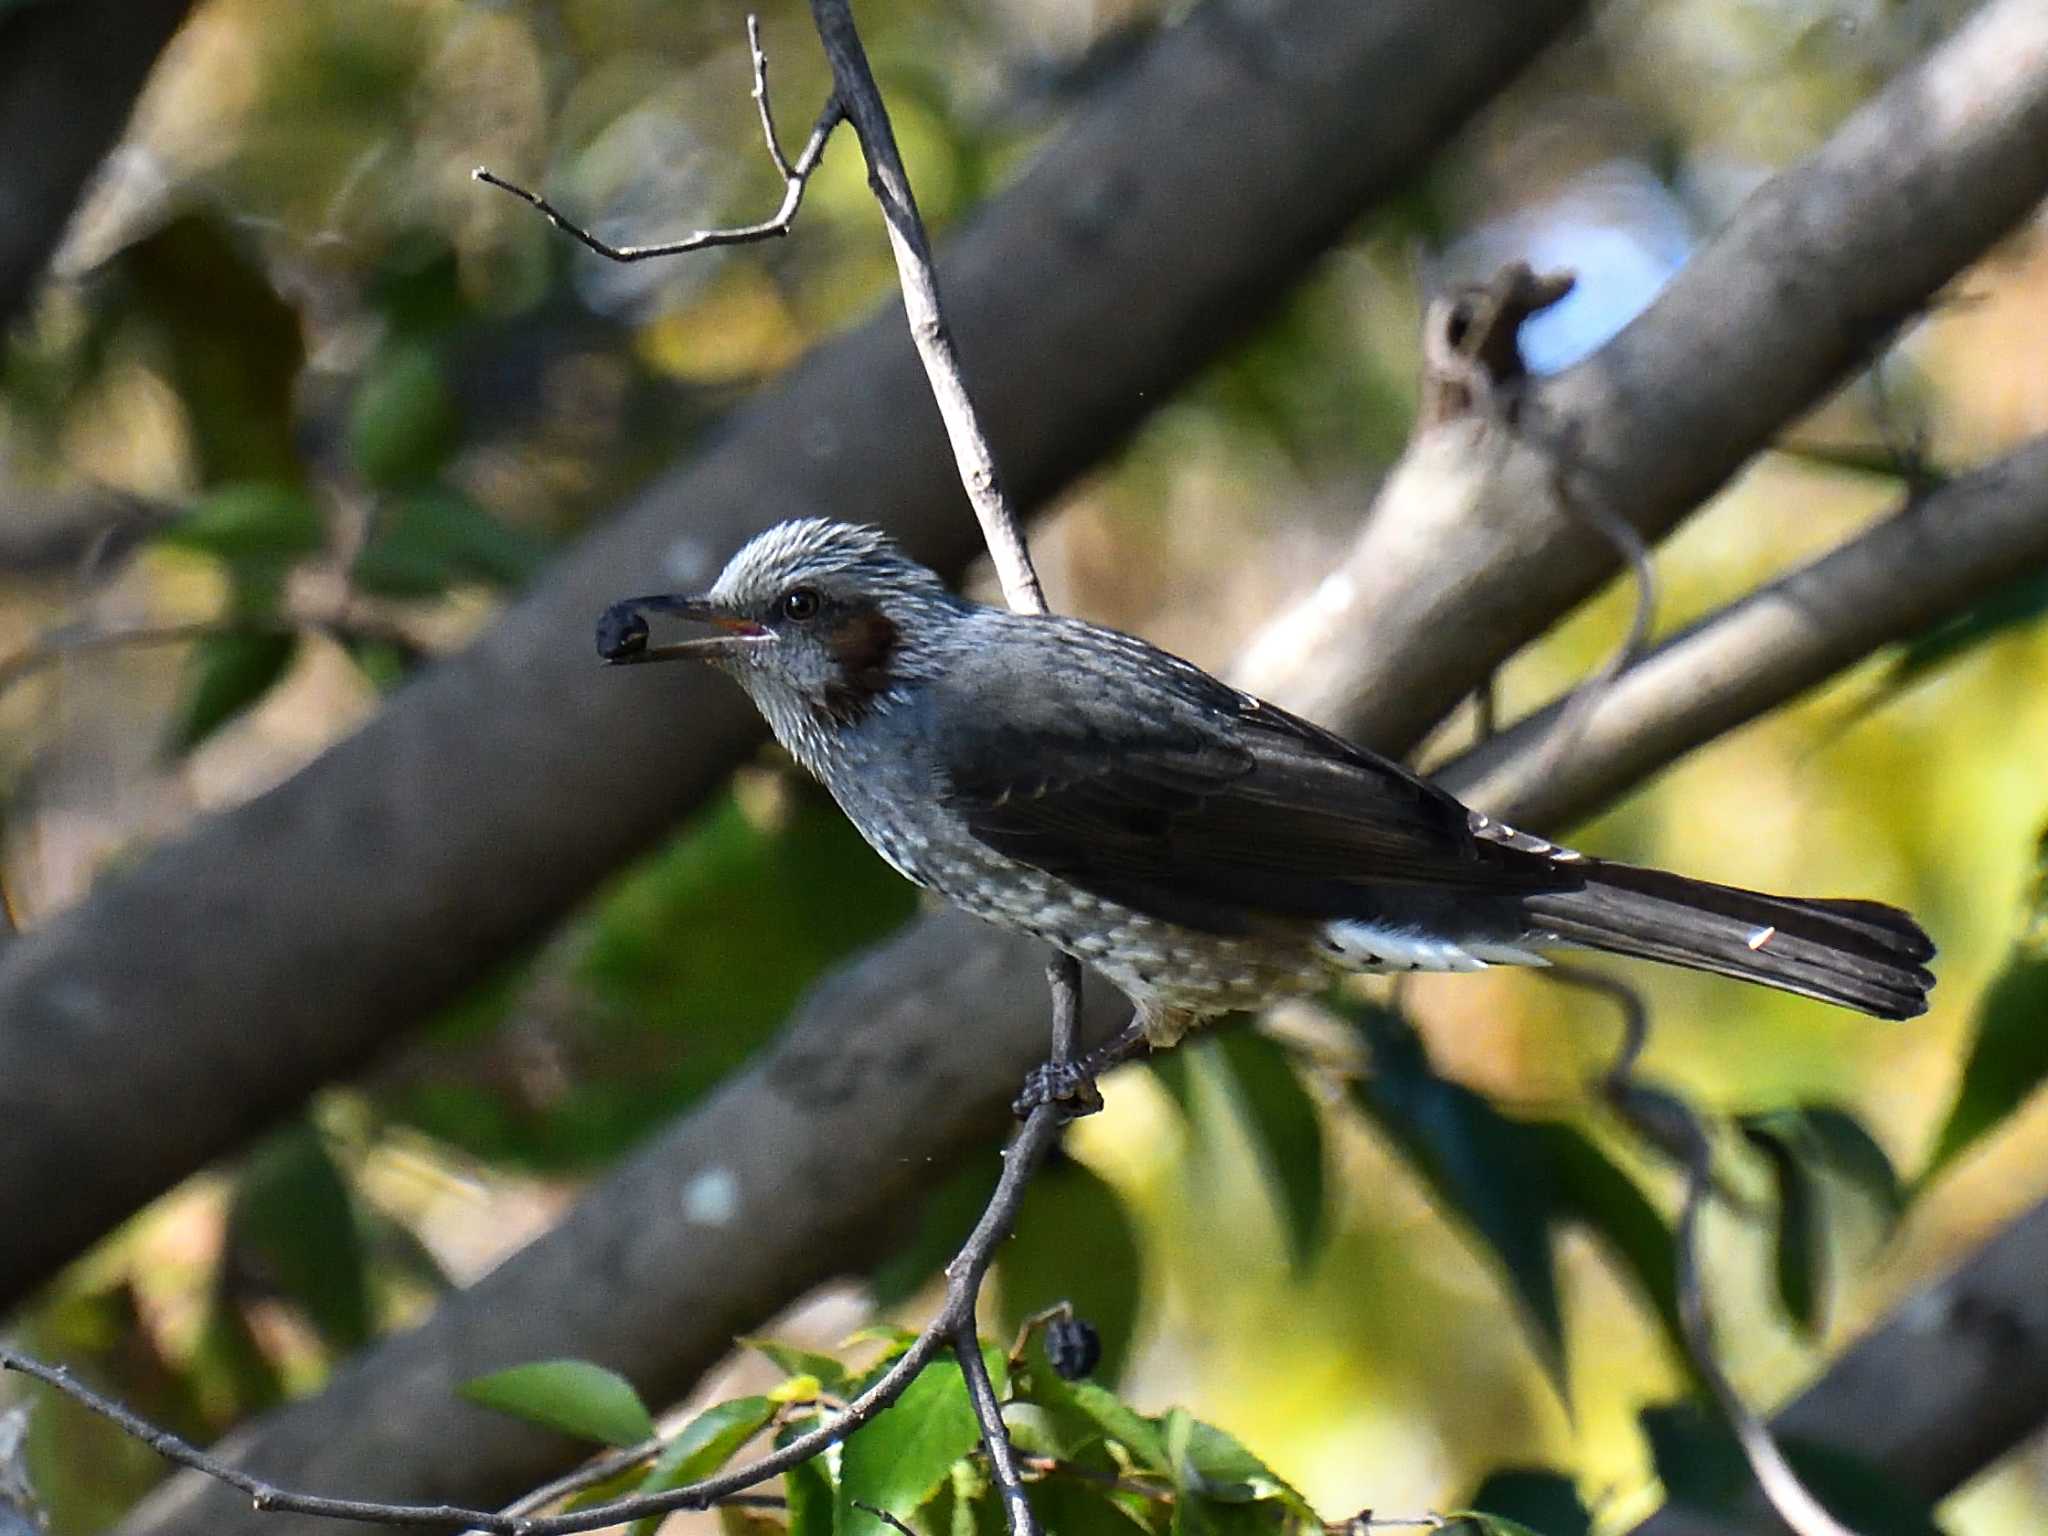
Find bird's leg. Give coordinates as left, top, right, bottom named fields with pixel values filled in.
left=1012, top=968, right=1153, bottom=1121
left=1015, top=953, right=1098, bottom=1118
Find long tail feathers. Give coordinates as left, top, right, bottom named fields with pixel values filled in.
left=1518, top=861, right=1935, bottom=1020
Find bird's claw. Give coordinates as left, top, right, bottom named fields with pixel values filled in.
left=1013, top=1060, right=1103, bottom=1121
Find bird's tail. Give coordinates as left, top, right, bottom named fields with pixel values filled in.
left=1517, top=861, right=1935, bottom=1020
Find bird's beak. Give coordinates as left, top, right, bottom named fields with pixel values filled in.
left=595, top=594, right=773, bottom=665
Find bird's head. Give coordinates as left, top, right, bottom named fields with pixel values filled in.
left=598, top=519, right=966, bottom=753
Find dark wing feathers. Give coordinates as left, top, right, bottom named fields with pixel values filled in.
left=929, top=618, right=1573, bottom=934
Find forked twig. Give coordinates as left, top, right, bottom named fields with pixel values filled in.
left=473, top=17, right=845, bottom=263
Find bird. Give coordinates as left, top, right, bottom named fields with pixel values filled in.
left=597, top=518, right=1934, bottom=1078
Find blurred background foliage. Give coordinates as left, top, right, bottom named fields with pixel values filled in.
left=5, top=0, right=2048, bottom=1531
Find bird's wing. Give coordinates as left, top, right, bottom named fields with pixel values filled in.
left=928, top=617, right=1569, bottom=935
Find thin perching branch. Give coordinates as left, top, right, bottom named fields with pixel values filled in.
left=803, top=0, right=1045, bottom=614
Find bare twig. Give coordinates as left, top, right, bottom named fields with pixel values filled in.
left=1542, top=962, right=1650, bottom=1092
left=489, top=1439, right=660, bottom=1523
left=1439, top=434, right=2048, bottom=826
left=1005, top=1300, right=1075, bottom=1367
left=1581, top=973, right=1858, bottom=1536
left=852, top=1503, right=918, bottom=1536
left=1665, top=1118, right=1861, bottom=1536
left=1414, top=263, right=1574, bottom=431
left=954, top=1316, right=1037, bottom=1536
left=804, top=0, right=1045, bottom=615
left=946, top=956, right=1082, bottom=1536
left=0, top=1351, right=501, bottom=1531
left=474, top=17, right=844, bottom=263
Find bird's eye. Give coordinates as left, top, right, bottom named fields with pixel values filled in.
left=779, top=587, right=821, bottom=622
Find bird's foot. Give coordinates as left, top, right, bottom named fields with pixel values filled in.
left=1013, top=1060, right=1104, bottom=1121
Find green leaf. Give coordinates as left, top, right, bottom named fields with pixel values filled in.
left=349, top=340, right=458, bottom=488
left=924, top=1455, right=997, bottom=1536
left=1641, top=1401, right=1759, bottom=1515
left=227, top=1122, right=370, bottom=1349
left=1009, top=1361, right=1128, bottom=1469
left=1530, top=1125, right=1684, bottom=1364
left=784, top=1457, right=834, bottom=1536
left=1740, top=1120, right=1825, bottom=1334
left=1169, top=1490, right=1282, bottom=1536
left=1465, top=1468, right=1591, bottom=1536
left=1024, top=1478, right=1155, bottom=1536
left=458, top=1360, right=654, bottom=1447
left=1798, top=1106, right=1904, bottom=1223
left=1348, top=1007, right=1561, bottom=1381
left=1211, top=1029, right=1326, bottom=1273
left=1925, top=957, right=2048, bottom=1180
left=997, top=1153, right=1142, bottom=1383
left=841, top=1324, right=920, bottom=1353
left=164, top=630, right=297, bottom=756
left=741, top=1339, right=853, bottom=1397
left=626, top=1396, right=777, bottom=1536
left=1146, top=1047, right=1198, bottom=1121
left=1013, top=1373, right=1176, bottom=1477
left=160, top=482, right=324, bottom=565
left=837, top=1358, right=981, bottom=1536
left=351, top=489, right=551, bottom=598
left=189, top=1285, right=287, bottom=1421
left=1162, top=1410, right=1312, bottom=1518
left=342, top=635, right=419, bottom=693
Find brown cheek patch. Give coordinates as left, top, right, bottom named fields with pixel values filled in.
left=820, top=609, right=899, bottom=724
